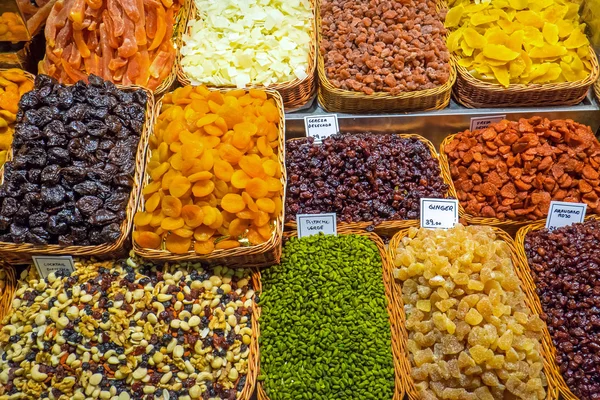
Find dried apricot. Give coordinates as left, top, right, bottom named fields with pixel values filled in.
left=162, top=196, right=183, bottom=217
left=266, top=177, right=283, bottom=192
left=256, top=198, right=275, bottom=213
left=135, top=231, right=162, bottom=249
left=229, top=218, right=250, bottom=237
left=239, top=155, right=264, bottom=178
left=262, top=159, right=280, bottom=177
left=192, top=180, right=215, bottom=198
left=165, top=234, right=191, bottom=254
left=134, top=211, right=152, bottom=227
left=208, top=210, right=223, bottom=230
left=231, top=170, right=251, bottom=189
left=143, top=181, right=162, bottom=195
left=221, top=193, right=246, bottom=214
left=202, top=206, right=217, bottom=226
left=162, top=169, right=181, bottom=191
left=219, top=144, right=243, bottom=164
left=216, top=240, right=241, bottom=250
left=254, top=211, right=270, bottom=227
left=173, top=228, right=194, bottom=238
left=194, top=225, right=215, bottom=241
left=182, top=204, right=204, bottom=227
left=242, top=192, right=259, bottom=212
left=169, top=176, right=191, bottom=198
left=257, top=224, right=272, bottom=240
left=161, top=217, right=185, bottom=231
left=247, top=228, right=266, bottom=245
left=236, top=210, right=257, bottom=220
left=214, top=160, right=234, bottom=182
left=194, top=240, right=215, bottom=255
left=150, top=210, right=165, bottom=227
left=246, top=178, right=269, bottom=198
left=257, top=136, right=274, bottom=157
left=189, top=171, right=213, bottom=182
left=145, top=192, right=162, bottom=213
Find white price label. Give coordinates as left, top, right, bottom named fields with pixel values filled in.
left=470, top=115, right=506, bottom=132
left=420, top=198, right=459, bottom=229
left=304, top=115, right=339, bottom=143
left=296, top=213, right=337, bottom=238
left=32, top=256, right=75, bottom=280
left=545, top=201, right=587, bottom=231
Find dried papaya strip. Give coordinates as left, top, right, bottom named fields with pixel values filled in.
left=135, top=47, right=150, bottom=86
left=125, top=51, right=141, bottom=84
left=84, top=0, right=102, bottom=10
left=67, top=43, right=82, bottom=69
left=107, top=0, right=124, bottom=37
left=87, top=26, right=99, bottom=51
left=148, top=49, right=170, bottom=79
left=73, top=29, right=90, bottom=58
left=54, top=22, right=72, bottom=50
left=147, top=3, right=165, bottom=51
left=101, top=10, right=120, bottom=49
left=134, top=0, right=146, bottom=46
left=60, top=57, right=87, bottom=83
left=99, top=22, right=112, bottom=80
left=161, top=0, right=173, bottom=8
left=69, top=0, right=85, bottom=30
left=45, top=0, right=64, bottom=46
left=118, top=15, right=138, bottom=58
left=113, top=65, right=126, bottom=81
left=83, top=53, right=99, bottom=76
left=118, top=0, right=140, bottom=22
left=145, top=3, right=156, bottom=39
left=108, top=57, right=127, bottom=71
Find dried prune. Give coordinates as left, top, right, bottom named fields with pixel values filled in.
left=0, top=75, right=146, bottom=246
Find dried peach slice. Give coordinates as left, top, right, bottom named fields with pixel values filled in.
left=182, top=205, right=204, bottom=228
left=135, top=231, right=162, bottom=249
left=221, top=193, right=246, bottom=214
left=165, top=234, right=191, bottom=254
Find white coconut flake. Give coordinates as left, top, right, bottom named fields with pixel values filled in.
left=181, top=0, right=312, bottom=87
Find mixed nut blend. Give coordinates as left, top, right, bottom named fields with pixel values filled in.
left=0, top=259, right=255, bottom=400
left=444, top=117, right=600, bottom=220
left=524, top=220, right=600, bottom=400
left=0, top=74, right=147, bottom=246
left=259, top=234, right=396, bottom=400
left=394, top=225, right=547, bottom=400
left=285, top=134, right=448, bottom=224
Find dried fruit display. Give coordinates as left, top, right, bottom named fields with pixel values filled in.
left=446, top=0, right=593, bottom=87
left=0, top=257, right=256, bottom=399
left=0, top=69, right=34, bottom=166
left=444, top=117, right=600, bottom=221
left=180, top=0, right=312, bottom=88
left=134, top=86, right=283, bottom=255
left=40, top=0, right=182, bottom=90
left=0, top=12, right=29, bottom=41
left=394, top=225, right=547, bottom=400
left=285, top=134, right=448, bottom=224
left=0, top=74, right=147, bottom=246
left=260, top=234, right=395, bottom=400
left=524, top=219, right=600, bottom=400
left=320, top=0, right=451, bottom=95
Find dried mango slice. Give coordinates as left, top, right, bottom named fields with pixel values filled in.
left=445, top=5, right=465, bottom=28
left=515, top=10, right=544, bottom=29
left=464, top=28, right=487, bottom=49
left=529, top=44, right=567, bottom=58
left=542, top=22, right=559, bottom=45
left=483, top=44, right=520, bottom=61
left=491, top=65, right=510, bottom=87
left=564, top=30, right=589, bottom=49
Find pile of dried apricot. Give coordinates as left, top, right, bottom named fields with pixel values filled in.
left=134, top=86, right=283, bottom=255
left=446, top=0, right=593, bottom=86
left=0, top=69, right=33, bottom=166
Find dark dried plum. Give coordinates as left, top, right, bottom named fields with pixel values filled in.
left=34, top=75, right=53, bottom=88
left=0, top=215, right=11, bottom=230
left=88, top=95, right=109, bottom=108
left=76, top=196, right=103, bottom=216
left=41, top=185, right=66, bottom=207
left=134, top=90, right=148, bottom=106
left=65, top=104, right=88, bottom=121
left=28, top=212, right=49, bottom=228
left=27, top=169, right=41, bottom=183
left=83, top=138, right=99, bottom=152
left=1, top=198, right=18, bottom=217
left=105, top=115, right=122, bottom=133
left=71, top=226, right=87, bottom=242
left=73, top=181, right=98, bottom=196
left=13, top=206, right=30, bottom=225
left=18, top=91, right=39, bottom=110
left=56, top=87, right=74, bottom=109
left=25, top=230, right=48, bottom=245
left=47, top=215, right=68, bottom=235
left=116, top=91, right=134, bottom=104
left=104, top=193, right=129, bottom=212
left=100, top=223, right=121, bottom=243
left=62, top=166, right=87, bottom=185
left=9, top=224, right=28, bottom=243
left=88, top=228, right=103, bottom=244
left=58, top=234, right=74, bottom=246
left=88, top=107, right=108, bottom=120
left=86, top=120, right=108, bottom=137
left=18, top=125, right=42, bottom=140
left=87, top=168, right=112, bottom=183
left=47, top=147, right=70, bottom=165
left=113, top=174, right=132, bottom=187
left=26, top=148, right=47, bottom=167
left=41, top=165, right=61, bottom=185
left=23, top=193, right=42, bottom=212
left=67, top=121, right=86, bottom=137
left=89, top=209, right=117, bottom=226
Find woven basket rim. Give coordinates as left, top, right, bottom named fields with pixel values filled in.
left=176, top=0, right=317, bottom=93
left=132, top=87, right=286, bottom=263
left=0, top=83, right=154, bottom=259
left=389, top=225, right=560, bottom=400
left=256, top=229, right=405, bottom=400
left=452, top=46, right=600, bottom=92
left=0, top=263, right=16, bottom=323
left=316, top=0, right=456, bottom=102
left=284, top=133, right=452, bottom=232
left=514, top=215, right=600, bottom=400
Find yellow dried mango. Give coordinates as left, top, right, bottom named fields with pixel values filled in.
left=135, top=86, right=282, bottom=255
left=542, top=22, right=559, bottom=45
left=483, top=44, right=520, bottom=61
left=464, top=28, right=487, bottom=49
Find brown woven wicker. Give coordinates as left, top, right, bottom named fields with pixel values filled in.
left=316, top=1, right=455, bottom=113
left=452, top=48, right=600, bottom=109
left=0, top=263, right=16, bottom=322
left=284, top=134, right=451, bottom=236
left=176, top=1, right=317, bottom=110
left=515, top=216, right=600, bottom=400
left=389, top=225, right=560, bottom=400
left=132, top=87, right=286, bottom=267
left=440, top=134, right=540, bottom=236
left=594, top=76, right=600, bottom=104
left=0, top=85, right=154, bottom=265
left=256, top=229, right=405, bottom=400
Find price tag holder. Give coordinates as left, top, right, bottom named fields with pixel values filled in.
left=304, top=114, right=339, bottom=143
left=470, top=115, right=506, bottom=132
left=420, top=198, right=459, bottom=229
left=32, top=256, right=75, bottom=280
left=297, top=213, right=337, bottom=238
left=545, top=201, right=587, bottom=231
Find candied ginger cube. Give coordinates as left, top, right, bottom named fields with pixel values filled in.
left=486, top=354, right=504, bottom=369
left=417, top=300, right=432, bottom=312
left=474, top=386, right=495, bottom=400
left=465, top=308, right=483, bottom=325
left=481, top=371, right=500, bottom=387
left=442, top=334, right=464, bottom=355
left=414, top=348, right=435, bottom=367
left=417, top=285, right=432, bottom=298
left=467, top=279, right=485, bottom=291
left=469, top=344, right=494, bottom=364
left=458, top=351, right=476, bottom=369
left=497, top=329, right=514, bottom=351
left=429, top=275, right=446, bottom=286
left=435, top=299, right=457, bottom=312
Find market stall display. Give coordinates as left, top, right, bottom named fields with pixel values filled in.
left=0, top=68, right=34, bottom=166
left=257, top=232, right=403, bottom=400
left=441, top=117, right=600, bottom=234
left=285, top=133, right=448, bottom=233
left=178, top=0, right=316, bottom=109
left=391, top=224, right=557, bottom=400
left=518, top=217, right=600, bottom=400
left=0, top=74, right=152, bottom=263
left=446, top=0, right=599, bottom=107
left=317, top=0, right=455, bottom=112
left=40, top=0, right=184, bottom=93
left=0, top=264, right=15, bottom=321
left=133, top=86, right=285, bottom=265
left=0, top=257, right=259, bottom=400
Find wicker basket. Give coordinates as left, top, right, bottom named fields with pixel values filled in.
left=453, top=48, right=600, bottom=109
left=440, top=134, right=540, bottom=236
left=284, top=134, right=452, bottom=236
left=515, top=215, right=600, bottom=400
left=132, top=87, right=286, bottom=267
left=389, top=226, right=560, bottom=400
left=176, top=0, right=317, bottom=110
left=316, top=1, right=455, bottom=113
left=594, top=76, right=600, bottom=104
left=0, top=85, right=154, bottom=265
left=256, top=229, right=405, bottom=400
left=0, top=263, right=16, bottom=322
